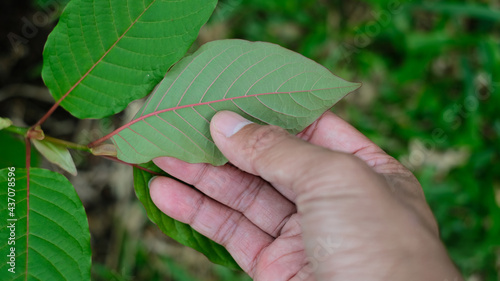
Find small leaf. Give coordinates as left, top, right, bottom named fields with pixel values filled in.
left=111, top=39, right=361, bottom=165
left=0, top=117, right=12, bottom=130
left=0, top=168, right=91, bottom=280
left=133, top=166, right=240, bottom=269
left=32, top=139, right=77, bottom=176
left=42, top=0, right=217, bottom=119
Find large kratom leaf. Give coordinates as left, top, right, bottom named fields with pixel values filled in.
left=133, top=166, right=240, bottom=269
left=42, top=0, right=217, bottom=119
left=0, top=168, right=91, bottom=280
left=108, top=39, right=360, bottom=165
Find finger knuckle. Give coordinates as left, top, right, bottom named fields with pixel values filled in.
left=335, top=153, right=367, bottom=171
left=212, top=211, right=244, bottom=246
left=244, top=125, right=289, bottom=157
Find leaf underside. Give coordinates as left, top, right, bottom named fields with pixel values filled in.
left=133, top=166, right=240, bottom=269
left=113, top=39, right=361, bottom=165
left=0, top=168, right=91, bottom=281
left=42, top=0, right=217, bottom=119
left=32, top=139, right=77, bottom=176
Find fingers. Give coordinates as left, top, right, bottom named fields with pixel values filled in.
left=297, top=111, right=411, bottom=176
left=210, top=111, right=381, bottom=196
left=153, top=156, right=296, bottom=237
left=149, top=176, right=273, bottom=272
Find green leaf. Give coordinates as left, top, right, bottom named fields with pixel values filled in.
left=42, top=0, right=217, bottom=119
left=0, top=117, right=12, bottom=130
left=133, top=166, right=240, bottom=269
left=0, top=132, right=40, bottom=168
left=0, top=168, right=91, bottom=280
left=111, top=39, right=360, bottom=165
left=32, top=139, right=77, bottom=176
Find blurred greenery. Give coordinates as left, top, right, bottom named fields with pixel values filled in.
left=13, top=0, right=500, bottom=280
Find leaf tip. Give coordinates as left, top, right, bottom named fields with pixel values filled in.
left=349, top=81, right=363, bottom=91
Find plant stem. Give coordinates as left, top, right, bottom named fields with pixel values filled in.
left=7, top=125, right=158, bottom=174
left=43, top=136, right=91, bottom=152
left=4, top=124, right=91, bottom=153
left=3, top=125, right=29, bottom=136
left=32, top=100, right=61, bottom=128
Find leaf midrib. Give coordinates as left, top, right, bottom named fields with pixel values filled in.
left=114, top=84, right=358, bottom=136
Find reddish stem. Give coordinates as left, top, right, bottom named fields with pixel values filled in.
left=32, top=0, right=157, bottom=129
left=87, top=85, right=356, bottom=148
left=31, top=97, right=64, bottom=128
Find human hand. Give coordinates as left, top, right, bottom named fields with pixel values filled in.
left=149, top=111, right=463, bottom=281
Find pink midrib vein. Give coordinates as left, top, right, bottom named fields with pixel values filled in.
left=37, top=0, right=157, bottom=126
left=88, top=84, right=358, bottom=147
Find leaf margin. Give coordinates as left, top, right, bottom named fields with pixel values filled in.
left=133, top=165, right=240, bottom=270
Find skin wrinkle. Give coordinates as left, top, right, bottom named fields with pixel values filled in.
left=280, top=214, right=302, bottom=239
left=297, top=165, right=439, bottom=240
left=212, top=209, right=244, bottom=247
left=293, top=154, right=380, bottom=198
left=239, top=125, right=304, bottom=198
left=263, top=248, right=305, bottom=279
left=218, top=164, right=296, bottom=236
left=231, top=175, right=266, bottom=213
left=302, top=202, right=411, bottom=279
left=272, top=212, right=295, bottom=238
left=249, top=238, right=274, bottom=277
left=236, top=179, right=292, bottom=237
left=191, top=161, right=212, bottom=186
left=382, top=173, right=440, bottom=237
left=155, top=156, right=298, bottom=239
left=240, top=181, right=288, bottom=237
left=186, top=190, right=209, bottom=226
left=255, top=234, right=305, bottom=280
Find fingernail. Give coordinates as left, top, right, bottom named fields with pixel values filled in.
left=213, top=111, right=253, bottom=138
left=148, top=176, right=158, bottom=188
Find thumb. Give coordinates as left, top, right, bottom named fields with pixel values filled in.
left=210, top=111, right=379, bottom=199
